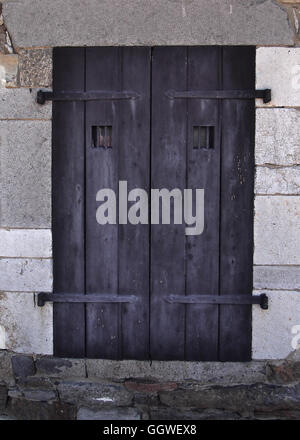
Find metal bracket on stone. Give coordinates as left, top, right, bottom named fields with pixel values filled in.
left=36, top=90, right=140, bottom=104
left=37, top=292, right=139, bottom=307
left=255, top=89, right=271, bottom=104
left=164, top=293, right=269, bottom=310
left=165, top=89, right=271, bottom=103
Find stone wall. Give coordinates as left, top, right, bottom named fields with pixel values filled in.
left=1, top=0, right=296, bottom=47
left=0, top=349, right=300, bottom=420
left=0, top=3, right=53, bottom=355
left=253, top=46, right=300, bottom=359
left=0, top=0, right=299, bottom=360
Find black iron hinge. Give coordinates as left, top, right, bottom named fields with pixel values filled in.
left=37, top=293, right=138, bottom=307
left=165, top=89, right=271, bottom=103
left=36, top=90, right=140, bottom=104
left=164, top=293, right=268, bottom=309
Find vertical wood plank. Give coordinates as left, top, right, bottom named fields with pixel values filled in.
left=85, top=47, right=120, bottom=358
left=118, top=47, right=151, bottom=359
left=219, top=46, right=255, bottom=361
left=150, top=47, right=187, bottom=360
left=185, top=47, right=221, bottom=361
left=85, top=48, right=150, bottom=358
left=52, top=47, right=85, bottom=357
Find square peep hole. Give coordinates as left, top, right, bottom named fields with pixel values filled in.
left=193, top=126, right=214, bottom=150
left=92, top=126, right=112, bottom=149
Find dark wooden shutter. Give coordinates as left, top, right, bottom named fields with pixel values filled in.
left=53, top=47, right=150, bottom=359
left=52, top=46, right=255, bottom=361
left=150, top=47, right=254, bottom=361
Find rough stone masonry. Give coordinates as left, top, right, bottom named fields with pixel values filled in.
left=0, top=349, right=300, bottom=420
left=0, top=0, right=300, bottom=419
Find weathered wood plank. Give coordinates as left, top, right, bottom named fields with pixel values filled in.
left=52, top=47, right=85, bottom=357
left=85, top=48, right=150, bottom=359
left=150, top=47, right=187, bottom=360
left=85, top=47, right=120, bottom=358
left=185, top=47, right=221, bottom=361
left=219, top=47, right=255, bottom=361
left=118, top=47, right=150, bottom=359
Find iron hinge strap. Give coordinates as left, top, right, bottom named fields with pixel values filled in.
left=37, top=293, right=139, bottom=307
left=164, top=294, right=268, bottom=310
left=36, top=90, right=140, bottom=104
left=165, top=89, right=271, bottom=103
left=37, top=292, right=268, bottom=309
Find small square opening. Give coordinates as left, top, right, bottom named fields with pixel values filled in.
left=92, top=126, right=112, bottom=148
left=193, top=126, right=214, bottom=150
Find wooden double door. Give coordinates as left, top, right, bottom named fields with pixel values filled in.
left=52, top=46, right=255, bottom=361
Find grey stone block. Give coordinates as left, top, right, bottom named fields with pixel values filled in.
left=23, top=389, right=56, bottom=402
left=255, top=109, right=300, bottom=166
left=0, top=229, right=52, bottom=258
left=256, top=48, right=300, bottom=107
left=149, top=407, right=241, bottom=420
left=254, top=196, right=300, bottom=265
left=266, top=359, right=300, bottom=384
left=255, top=166, right=300, bottom=195
left=0, top=259, right=52, bottom=291
left=57, top=380, right=132, bottom=407
left=86, top=359, right=267, bottom=385
left=7, top=398, right=76, bottom=420
left=18, top=48, right=52, bottom=87
left=133, top=392, right=160, bottom=406
left=77, top=407, right=141, bottom=420
left=0, top=292, right=53, bottom=355
left=159, top=383, right=300, bottom=412
left=11, top=355, right=35, bottom=378
left=3, top=0, right=293, bottom=47
left=254, top=266, right=300, bottom=290
left=36, top=357, right=86, bottom=378
left=16, top=376, right=55, bottom=392
left=8, top=388, right=22, bottom=399
left=0, top=350, right=14, bottom=384
left=0, top=88, right=51, bottom=119
left=252, top=290, right=300, bottom=360
left=0, top=120, right=51, bottom=228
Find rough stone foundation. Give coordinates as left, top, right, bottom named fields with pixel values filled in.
left=0, top=349, right=300, bottom=420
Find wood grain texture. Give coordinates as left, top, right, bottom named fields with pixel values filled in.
left=85, top=47, right=150, bottom=359
left=150, top=47, right=187, bottom=360
left=185, top=47, right=221, bottom=361
left=219, top=47, right=255, bottom=361
left=117, top=47, right=150, bottom=359
left=52, top=47, right=85, bottom=357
